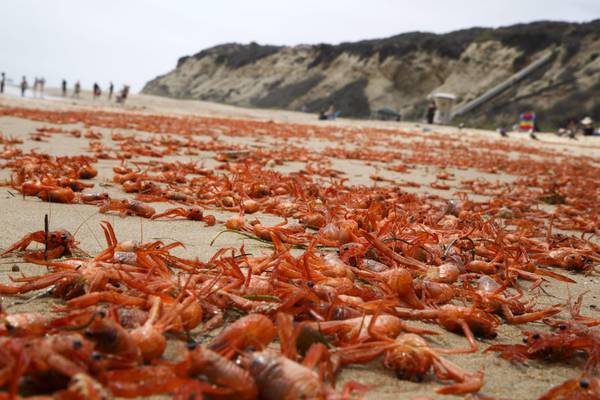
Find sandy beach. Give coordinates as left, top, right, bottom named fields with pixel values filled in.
left=1, top=91, right=599, bottom=400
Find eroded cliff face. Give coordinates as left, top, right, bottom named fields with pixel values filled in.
left=143, top=21, right=600, bottom=129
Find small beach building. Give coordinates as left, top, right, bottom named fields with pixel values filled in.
left=431, top=92, right=457, bottom=124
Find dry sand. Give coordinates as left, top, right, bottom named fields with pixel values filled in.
left=0, top=91, right=599, bottom=400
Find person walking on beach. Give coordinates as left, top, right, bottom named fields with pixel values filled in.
left=20, top=76, right=28, bottom=97
left=426, top=100, right=437, bottom=124
left=108, top=82, right=114, bottom=100
left=0, top=72, right=5, bottom=94
left=62, top=79, right=67, bottom=96
left=39, top=77, right=45, bottom=98
left=116, top=85, right=130, bottom=104
left=326, top=105, right=338, bottom=120
left=93, top=82, right=101, bottom=99
left=32, top=77, right=39, bottom=97
left=73, top=81, right=81, bottom=98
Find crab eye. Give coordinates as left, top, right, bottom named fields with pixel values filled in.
left=532, top=333, right=540, bottom=340
left=73, top=339, right=83, bottom=349
left=580, top=379, right=589, bottom=389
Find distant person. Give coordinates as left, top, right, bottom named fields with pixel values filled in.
left=326, top=105, right=338, bottom=120
left=74, top=81, right=81, bottom=98
left=93, top=82, right=101, bottom=99
left=108, top=81, right=114, bottom=100
left=529, top=119, right=541, bottom=140
left=0, top=72, right=5, bottom=94
left=32, top=77, right=39, bottom=97
left=326, top=105, right=334, bottom=119
left=39, top=77, right=45, bottom=98
left=556, top=117, right=579, bottom=139
left=20, top=76, right=28, bottom=97
left=61, top=79, right=67, bottom=96
left=318, top=110, right=327, bottom=120
left=581, top=117, right=594, bottom=136
left=116, top=85, right=130, bottom=104
left=567, top=118, right=578, bottom=131
left=426, top=100, right=436, bottom=124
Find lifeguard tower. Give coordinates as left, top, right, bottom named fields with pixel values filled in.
left=431, top=93, right=457, bottom=124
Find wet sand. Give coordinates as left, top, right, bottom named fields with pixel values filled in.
left=0, top=91, right=599, bottom=399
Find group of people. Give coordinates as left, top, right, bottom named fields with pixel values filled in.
left=0, top=73, right=129, bottom=104
left=62, top=80, right=116, bottom=101
left=69, top=80, right=128, bottom=103
left=32, top=77, right=46, bottom=97
left=558, top=116, right=597, bottom=137
left=496, top=113, right=597, bottom=140
left=92, top=82, right=114, bottom=99
left=15, top=77, right=48, bottom=97
left=8, top=76, right=49, bottom=98
left=62, top=79, right=82, bottom=98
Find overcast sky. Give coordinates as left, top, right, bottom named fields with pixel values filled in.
left=1, top=0, right=598, bottom=92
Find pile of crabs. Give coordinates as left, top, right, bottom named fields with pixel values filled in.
left=0, top=105, right=599, bottom=399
